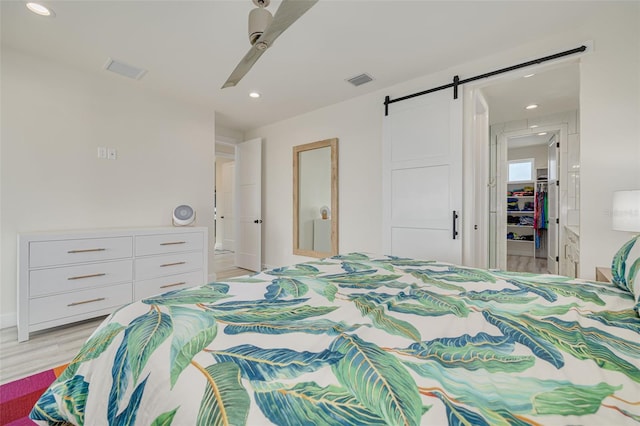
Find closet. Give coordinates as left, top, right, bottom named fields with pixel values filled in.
left=506, top=170, right=547, bottom=259
left=505, top=140, right=550, bottom=272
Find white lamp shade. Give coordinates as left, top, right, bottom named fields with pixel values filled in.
left=612, top=190, right=640, bottom=232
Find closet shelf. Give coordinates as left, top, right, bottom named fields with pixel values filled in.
left=506, top=179, right=545, bottom=257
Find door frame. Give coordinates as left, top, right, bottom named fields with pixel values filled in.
left=463, top=56, right=582, bottom=271
left=494, top=124, right=567, bottom=271
left=462, top=89, right=489, bottom=268
left=220, top=160, right=235, bottom=252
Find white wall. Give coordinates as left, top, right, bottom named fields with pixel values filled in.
left=247, top=4, right=639, bottom=279
left=508, top=145, right=547, bottom=170
left=246, top=94, right=384, bottom=268
left=579, top=6, right=640, bottom=278
left=1, top=48, right=216, bottom=327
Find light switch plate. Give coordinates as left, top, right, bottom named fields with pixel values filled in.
left=97, top=147, right=107, bottom=159
left=107, top=148, right=117, bottom=160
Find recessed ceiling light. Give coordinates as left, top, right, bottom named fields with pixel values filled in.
left=524, top=73, right=535, bottom=78
left=529, top=125, right=539, bottom=128
left=249, top=92, right=261, bottom=98
left=26, top=2, right=55, bottom=17
left=525, top=104, right=538, bottom=110
left=537, top=132, right=548, bottom=136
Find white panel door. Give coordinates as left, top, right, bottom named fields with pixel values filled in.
left=547, top=138, right=559, bottom=274
left=221, top=162, right=235, bottom=251
left=235, top=138, right=262, bottom=271
left=383, top=90, right=463, bottom=263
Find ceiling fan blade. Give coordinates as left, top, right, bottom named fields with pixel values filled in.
left=222, top=44, right=266, bottom=88
left=222, top=0, right=318, bottom=89
left=260, top=0, right=318, bottom=45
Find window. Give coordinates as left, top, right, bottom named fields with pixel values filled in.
left=508, top=158, right=534, bottom=183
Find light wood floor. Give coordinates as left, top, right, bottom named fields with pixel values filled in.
left=507, top=255, right=548, bottom=274
left=0, top=251, right=250, bottom=384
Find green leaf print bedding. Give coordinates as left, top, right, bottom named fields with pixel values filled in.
left=31, top=253, right=640, bottom=425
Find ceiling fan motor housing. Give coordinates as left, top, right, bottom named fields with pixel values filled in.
left=248, top=6, right=273, bottom=45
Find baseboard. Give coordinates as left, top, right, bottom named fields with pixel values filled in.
left=0, top=312, right=17, bottom=329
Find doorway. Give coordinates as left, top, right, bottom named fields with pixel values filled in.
left=499, top=130, right=559, bottom=273
left=215, top=156, right=235, bottom=252
left=477, top=61, right=581, bottom=274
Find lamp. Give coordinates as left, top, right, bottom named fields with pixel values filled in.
left=611, top=190, right=640, bottom=290
left=612, top=190, right=640, bottom=232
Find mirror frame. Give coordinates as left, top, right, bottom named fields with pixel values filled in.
left=293, top=138, right=339, bottom=258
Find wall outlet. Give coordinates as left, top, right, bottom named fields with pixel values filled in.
left=107, top=148, right=117, bottom=160
left=97, top=147, right=107, bottom=159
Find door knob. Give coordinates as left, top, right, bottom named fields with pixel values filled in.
left=253, top=219, right=263, bottom=224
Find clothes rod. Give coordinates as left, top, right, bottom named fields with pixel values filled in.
left=384, top=45, right=587, bottom=116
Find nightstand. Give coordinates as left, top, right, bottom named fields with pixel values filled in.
left=595, top=267, right=613, bottom=283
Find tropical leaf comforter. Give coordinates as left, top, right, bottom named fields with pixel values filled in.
left=31, top=253, right=640, bottom=425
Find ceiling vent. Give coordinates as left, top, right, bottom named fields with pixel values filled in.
left=104, top=58, right=147, bottom=80
left=346, top=73, right=373, bottom=87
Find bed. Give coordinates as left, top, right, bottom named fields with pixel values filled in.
left=31, top=253, right=640, bottom=425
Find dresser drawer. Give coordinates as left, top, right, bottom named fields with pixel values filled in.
left=30, top=260, right=133, bottom=297
left=134, top=270, right=205, bottom=301
left=30, top=237, right=133, bottom=268
left=135, top=232, right=204, bottom=256
left=135, top=251, right=203, bottom=281
left=29, top=283, right=132, bottom=325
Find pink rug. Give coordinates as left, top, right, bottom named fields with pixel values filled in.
left=0, top=364, right=67, bottom=425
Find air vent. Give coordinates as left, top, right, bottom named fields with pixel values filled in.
left=346, top=73, right=373, bottom=87
left=104, top=58, right=147, bottom=80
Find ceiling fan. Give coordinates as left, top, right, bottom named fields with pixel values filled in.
left=221, top=0, right=318, bottom=89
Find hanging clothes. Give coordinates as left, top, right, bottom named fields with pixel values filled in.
left=534, top=184, right=548, bottom=249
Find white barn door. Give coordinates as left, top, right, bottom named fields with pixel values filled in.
left=382, top=90, right=463, bottom=264
left=235, top=138, right=262, bottom=272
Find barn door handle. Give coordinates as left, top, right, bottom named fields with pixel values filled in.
left=452, top=211, right=459, bottom=239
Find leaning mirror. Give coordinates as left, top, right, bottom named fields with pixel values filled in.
left=293, top=138, right=338, bottom=258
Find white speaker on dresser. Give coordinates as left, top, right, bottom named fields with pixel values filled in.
left=173, top=205, right=195, bottom=226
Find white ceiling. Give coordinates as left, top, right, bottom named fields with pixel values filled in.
left=482, top=63, right=579, bottom=125
left=1, top=1, right=597, bottom=133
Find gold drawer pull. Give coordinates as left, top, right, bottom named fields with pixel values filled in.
left=67, top=297, right=106, bottom=307
left=160, top=281, right=187, bottom=289
left=68, top=273, right=106, bottom=281
left=160, top=261, right=186, bottom=267
left=67, top=248, right=106, bottom=254
left=160, top=241, right=186, bottom=246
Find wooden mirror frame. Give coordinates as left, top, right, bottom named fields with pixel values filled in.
left=293, top=138, right=339, bottom=258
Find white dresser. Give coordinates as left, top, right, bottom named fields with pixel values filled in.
left=18, top=227, right=208, bottom=342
